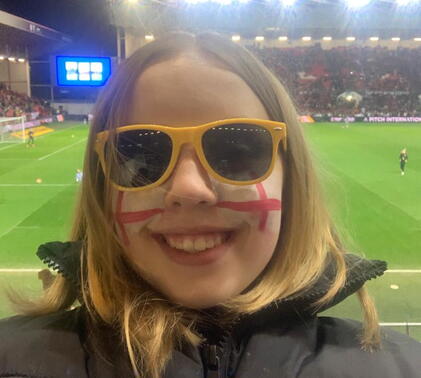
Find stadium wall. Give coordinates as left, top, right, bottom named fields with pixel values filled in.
left=0, top=59, right=30, bottom=95
left=51, top=101, right=94, bottom=117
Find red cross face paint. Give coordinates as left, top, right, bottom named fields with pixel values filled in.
left=113, top=53, right=284, bottom=309
left=114, top=182, right=280, bottom=246
left=112, top=152, right=283, bottom=309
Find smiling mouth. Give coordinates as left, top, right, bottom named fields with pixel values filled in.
left=154, top=231, right=234, bottom=254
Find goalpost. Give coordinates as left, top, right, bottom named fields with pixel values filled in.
left=0, top=116, right=26, bottom=143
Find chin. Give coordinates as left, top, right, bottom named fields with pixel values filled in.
left=167, top=290, right=236, bottom=310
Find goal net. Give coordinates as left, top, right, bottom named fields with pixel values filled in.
left=0, top=116, right=26, bottom=143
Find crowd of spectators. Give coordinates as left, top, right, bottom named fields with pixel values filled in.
left=250, top=45, right=421, bottom=117
left=3, top=46, right=421, bottom=119
left=0, top=83, right=52, bottom=120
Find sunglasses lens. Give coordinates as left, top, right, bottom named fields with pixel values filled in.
left=108, top=129, right=172, bottom=188
left=202, top=124, right=273, bottom=181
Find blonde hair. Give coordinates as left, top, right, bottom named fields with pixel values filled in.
left=17, top=32, right=380, bottom=377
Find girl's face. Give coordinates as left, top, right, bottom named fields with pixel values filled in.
left=113, top=53, right=284, bottom=308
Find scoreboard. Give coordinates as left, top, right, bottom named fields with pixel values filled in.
left=55, top=56, right=112, bottom=87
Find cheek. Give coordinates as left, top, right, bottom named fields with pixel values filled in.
left=112, top=190, right=164, bottom=246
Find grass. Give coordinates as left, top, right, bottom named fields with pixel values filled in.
left=0, top=121, right=420, bottom=339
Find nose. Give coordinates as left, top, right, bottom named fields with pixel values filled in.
left=163, top=144, right=218, bottom=210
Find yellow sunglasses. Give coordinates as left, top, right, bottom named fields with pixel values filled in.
left=95, top=118, right=287, bottom=192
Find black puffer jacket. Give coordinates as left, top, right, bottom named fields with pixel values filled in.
left=1, top=242, right=421, bottom=378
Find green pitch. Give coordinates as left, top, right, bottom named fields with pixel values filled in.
left=0, top=121, right=420, bottom=340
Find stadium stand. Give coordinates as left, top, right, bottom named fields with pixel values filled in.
left=250, top=45, right=421, bottom=118
left=0, top=83, right=52, bottom=119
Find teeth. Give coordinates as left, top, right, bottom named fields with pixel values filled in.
left=182, top=239, right=194, bottom=252
left=163, top=233, right=228, bottom=254
left=194, top=237, right=207, bottom=251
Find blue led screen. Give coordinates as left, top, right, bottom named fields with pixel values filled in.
left=56, top=56, right=111, bottom=86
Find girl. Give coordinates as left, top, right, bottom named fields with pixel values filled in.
left=1, top=32, right=421, bottom=378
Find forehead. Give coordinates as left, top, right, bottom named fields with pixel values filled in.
left=127, top=54, right=269, bottom=126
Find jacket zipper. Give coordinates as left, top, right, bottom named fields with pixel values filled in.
left=202, top=343, right=221, bottom=378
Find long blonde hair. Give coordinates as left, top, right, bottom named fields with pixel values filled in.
left=18, top=32, right=380, bottom=377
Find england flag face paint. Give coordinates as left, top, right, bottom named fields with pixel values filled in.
left=111, top=52, right=284, bottom=309
left=112, top=151, right=283, bottom=309
left=115, top=182, right=281, bottom=247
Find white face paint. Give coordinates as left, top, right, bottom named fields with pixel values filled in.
left=113, top=53, right=284, bottom=309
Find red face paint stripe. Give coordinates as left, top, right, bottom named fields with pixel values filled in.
left=256, top=183, right=269, bottom=231
left=216, top=199, right=281, bottom=212
left=116, top=200, right=281, bottom=225
left=256, top=183, right=267, bottom=200
left=114, top=185, right=281, bottom=235
left=117, top=208, right=164, bottom=224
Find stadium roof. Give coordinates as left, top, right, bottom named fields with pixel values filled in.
left=0, top=10, right=71, bottom=59
left=109, top=0, right=421, bottom=39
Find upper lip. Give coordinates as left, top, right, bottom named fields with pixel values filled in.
left=150, top=226, right=236, bottom=235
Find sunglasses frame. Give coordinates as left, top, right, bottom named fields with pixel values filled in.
left=95, top=118, right=287, bottom=192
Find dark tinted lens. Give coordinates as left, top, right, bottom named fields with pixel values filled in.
left=108, top=129, right=172, bottom=187
left=202, top=124, right=273, bottom=181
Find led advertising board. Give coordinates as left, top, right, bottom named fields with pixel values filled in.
left=56, top=56, right=111, bottom=86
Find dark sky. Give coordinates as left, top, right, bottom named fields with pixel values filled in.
left=0, top=0, right=116, bottom=55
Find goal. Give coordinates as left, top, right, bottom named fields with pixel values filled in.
left=0, top=116, right=26, bottom=143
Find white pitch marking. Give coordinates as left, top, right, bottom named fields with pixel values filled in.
left=1, top=268, right=420, bottom=274
left=0, top=269, right=41, bottom=273
left=0, top=220, right=24, bottom=239
left=386, top=270, right=421, bottom=273
left=0, top=124, right=83, bottom=152
left=0, top=184, right=74, bottom=187
left=0, top=143, right=23, bottom=152
left=380, top=322, right=421, bottom=327
left=38, top=138, right=86, bottom=161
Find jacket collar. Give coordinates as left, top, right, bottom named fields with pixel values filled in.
left=36, top=241, right=387, bottom=336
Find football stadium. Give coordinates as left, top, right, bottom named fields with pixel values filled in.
left=0, top=0, right=421, bottom=374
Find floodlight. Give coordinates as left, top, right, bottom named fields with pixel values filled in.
left=17, top=58, right=25, bottom=63
left=280, top=0, right=296, bottom=6
left=278, top=36, right=288, bottom=41
left=346, top=36, right=356, bottom=41
left=414, top=37, right=421, bottom=41
left=302, top=36, right=312, bottom=41
left=232, top=35, right=241, bottom=42
left=391, top=37, right=400, bottom=41
left=8, top=57, right=15, bottom=62
left=369, top=36, right=379, bottom=41
left=255, top=36, right=265, bottom=41
left=346, top=0, right=371, bottom=8
left=396, top=0, right=417, bottom=5
left=322, top=36, right=332, bottom=41
left=0, top=56, right=4, bottom=60
left=127, top=0, right=138, bottom=3
left=145, top=34, right=154, bottom=41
